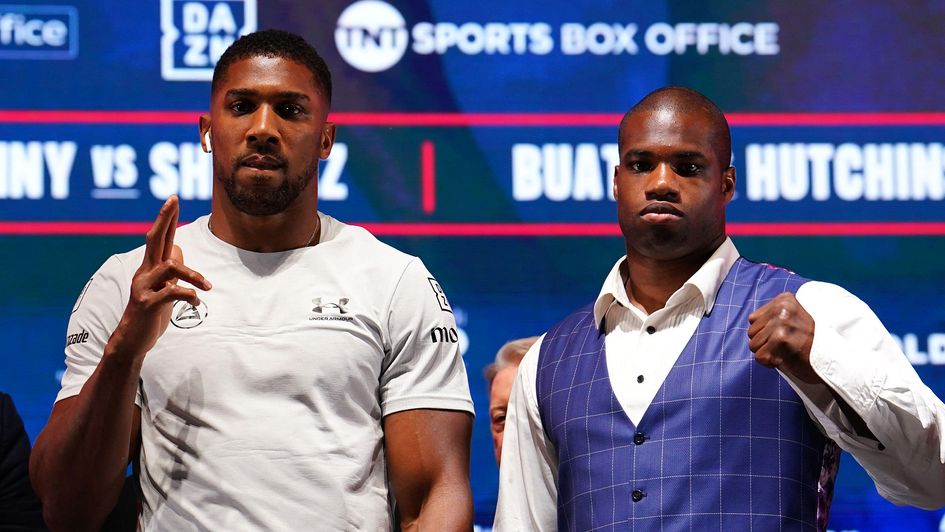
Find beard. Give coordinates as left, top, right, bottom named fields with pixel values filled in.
left=217, top=157, right=318, bottom=216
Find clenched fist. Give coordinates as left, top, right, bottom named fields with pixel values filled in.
left=747, top=292, right=821, bottom=384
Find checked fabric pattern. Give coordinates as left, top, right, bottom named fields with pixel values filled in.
left=536, top=258, right=839, bottom=531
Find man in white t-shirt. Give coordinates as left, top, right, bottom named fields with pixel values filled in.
left=30, top=29, right=474, bottom=531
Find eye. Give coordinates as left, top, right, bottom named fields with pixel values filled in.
left=230, top=100, right=254, bottom=114
left=675, top=163, right=702, bottom=177
left=628, top=161, right=652, bottom=173
left=278, top=103, right=304, bottom=118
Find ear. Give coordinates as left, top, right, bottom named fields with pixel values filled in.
left=199, top=115, right=212, bottom=154
left=319, top=122, right=337, bottom=160
left=612, top=165, right=620, bottom=200
left=722, top=165, right=736, bottom=204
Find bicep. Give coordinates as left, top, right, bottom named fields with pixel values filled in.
left=383, top=409, right=472, bottom=513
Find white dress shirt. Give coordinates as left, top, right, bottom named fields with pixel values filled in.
left=495, top=238, right=945, bottom=531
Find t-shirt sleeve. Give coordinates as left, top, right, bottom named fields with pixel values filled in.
left=56, top=254, right=132, bottom=404
left=379, top=258, right=473, bottom=417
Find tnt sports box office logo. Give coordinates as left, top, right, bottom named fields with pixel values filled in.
left=335, top=0, right=781, bottom=73
left=0, top=4, right=78, bottom=60
left=160, top=0, right=256, bottom=81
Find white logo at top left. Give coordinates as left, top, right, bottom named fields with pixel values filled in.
left=160, top=0, right=257, bottom=81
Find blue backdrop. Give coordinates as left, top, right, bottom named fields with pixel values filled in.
left=2, top=1, right=944, bottom=529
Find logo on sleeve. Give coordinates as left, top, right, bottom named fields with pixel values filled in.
left=170, top=300, right=208, bottom=329
left=429, top=326, right=458, bottom=343
left=65, top=329, right=88, bottom=347
left=72, top=277, right=92, bottom=313
left=428, top=277, right=452, bottom=313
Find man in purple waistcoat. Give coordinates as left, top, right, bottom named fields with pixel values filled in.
left=494, top=87, right=945, bottom=531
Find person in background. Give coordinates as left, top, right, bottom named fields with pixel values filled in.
left=495, top=86, right=945, bottom=531
left=0, top=392, right=45, bottom=530
left=485, top=337, right=539, bottom=466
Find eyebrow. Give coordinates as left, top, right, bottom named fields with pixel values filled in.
left=674, top=151, right=708, bottom=160
left=623, top=149, right=708, bottom=161
left=224, top=88, right=310, bottom=102
left=623, top=149, right=653, bottom=160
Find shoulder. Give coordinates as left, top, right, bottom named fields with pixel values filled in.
left=319, top=213, right=421, bottom=290
left=88, top=249, right=139, bottom=288
left=321, top=213, right=416, bottom=266
left=546, top=302, right=598, bottom=338
left=733, top=256, right=810, bottom=282
left=536, top=302, right=598, bottom=365
left=796, top=280, right=873, bottom=319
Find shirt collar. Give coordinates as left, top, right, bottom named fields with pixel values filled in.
left=592, top=237, right=741, bottom=325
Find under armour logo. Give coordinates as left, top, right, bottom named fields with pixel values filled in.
left=312, top=297, right=349, bottom=314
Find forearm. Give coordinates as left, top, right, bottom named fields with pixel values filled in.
left=839, top=389, right=945, bottom=509
left=402, top=479, right=473, bottom=531
left=789, top=282, right=945, bottom=508
left=783, top=339, right=945, bottom=508
left=30, top=344, right=143, bottom=530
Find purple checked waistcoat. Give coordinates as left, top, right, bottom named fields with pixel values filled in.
left=536, top=258, right=840, bottom=531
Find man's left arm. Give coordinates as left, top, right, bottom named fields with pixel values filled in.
left=385, top=409, right=473, bottom=530
left=749, top=282, right=945, bottom=509
left=380, top=257, right=475, bottom=530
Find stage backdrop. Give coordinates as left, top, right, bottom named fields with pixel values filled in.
left=2, top=1, right=944, bottom=529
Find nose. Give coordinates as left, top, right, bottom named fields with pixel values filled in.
left=246, top=105, right=280, bottom=148
left=645, top=162, right=679, bottom=201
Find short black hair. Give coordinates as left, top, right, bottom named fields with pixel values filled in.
left=617, top=86, right=732, bottom=167
left=212, top=29, right=332, bottom=104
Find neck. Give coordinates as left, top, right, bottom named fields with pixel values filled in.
left=623, top=239, right=724, bottom=314
left=209, top=197, right=320, bottom=252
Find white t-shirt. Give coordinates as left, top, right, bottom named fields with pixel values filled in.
left=59, top=213, right=474, bottom=531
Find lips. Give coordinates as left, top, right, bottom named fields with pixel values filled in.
left=240, top=154, right=284, bottom=171
left=640, top=202, right=684, bottom=222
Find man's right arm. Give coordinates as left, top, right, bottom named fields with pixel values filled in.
left=30, top=196, right=210, bottom=531
left=31, top=370, right=143, bottom=531
left=493, top=338, right=558, bottom=531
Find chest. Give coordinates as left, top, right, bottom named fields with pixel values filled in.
left=139, top=259, right=388, bottom=414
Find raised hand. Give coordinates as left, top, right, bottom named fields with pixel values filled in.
left=107, top=196, right=211, bottom=360
left=747, top=292, right=821, bottom=384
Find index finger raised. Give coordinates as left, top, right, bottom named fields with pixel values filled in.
left=144, top=195, right=179, bottom=266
